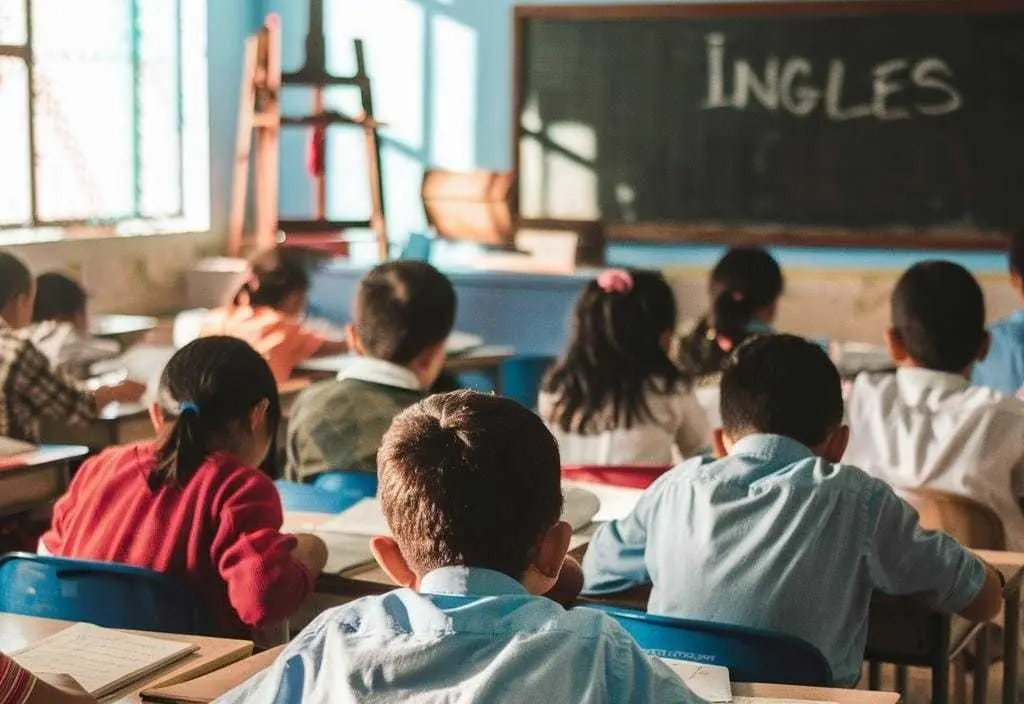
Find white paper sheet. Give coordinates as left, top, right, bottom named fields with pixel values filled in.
left=660, top=659, right=732, bottom=702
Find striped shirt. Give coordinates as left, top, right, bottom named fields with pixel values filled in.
left=0, top=653, right=35, bottom=704
left=0, top=320, right=96, bottom=442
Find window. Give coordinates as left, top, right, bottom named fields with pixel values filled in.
left=0, top=0, right=207, bottom=238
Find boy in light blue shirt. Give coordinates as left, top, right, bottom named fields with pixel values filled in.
left=224, top=391, right=704, bottom=703
left=582, top=335, right=1002, bottom=686
left=973, top=230, right=1024, bottom=396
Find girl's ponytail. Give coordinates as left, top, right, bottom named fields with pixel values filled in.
left=151, top=403, right=207, bottom=489
left=709, top=289, right=756, bottom=347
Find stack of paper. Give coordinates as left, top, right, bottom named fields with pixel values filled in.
left=661, top=658, right=838, bottom=704
left=12, top=623, right=197, bottom=698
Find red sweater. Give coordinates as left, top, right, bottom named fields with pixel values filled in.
left=40, top=443, right=313, bottom=636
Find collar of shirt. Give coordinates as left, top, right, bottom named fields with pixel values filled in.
left=729, top=433, right=816, bottom=465
left=745, top=319, right=775, bottom=335
left=337, top=357, right=421, bottom=391
left=895, top=366, right=969, bottom=403
left=420, top=566, right=530, bottom=598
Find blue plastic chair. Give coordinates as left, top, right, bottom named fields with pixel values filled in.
left=313, top=470, right=378, bottom=498
left=587, top=605, right=833, bottom=686
left=499, top=355, right=556, bottom=409
left=0, top=553, right=207, bottom=634
left=275, top=480, right=359, bottom=513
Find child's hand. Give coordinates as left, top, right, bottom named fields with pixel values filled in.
left=93, top=379, right=147, bottom=410
left=291, top=532, right=328, bottom=575
left=540, top=556, right=584, bottom=607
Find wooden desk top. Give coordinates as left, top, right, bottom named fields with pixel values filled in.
left=0, top=613, right=252, bottom=704
left=91, top=315, right=159, bottom=339
left=296, top=346, right=517, bottom=377
left=0, top=445, right=89, bottom=472
left=734, top=681, right=900, bottom=704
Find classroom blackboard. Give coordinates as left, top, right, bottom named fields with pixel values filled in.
left=514, top=3, right=1024, bottom=249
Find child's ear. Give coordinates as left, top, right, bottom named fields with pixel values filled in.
left=712, top=429, right=729, bottom=459
left=976, top=330, right=992, bottom=363
left=248, top=398, right=270, bottom=434
left=884, top=328, right=908, bottom=365
left=823, top=425, right=850, bottom=463
left=521, top=520, right=572, bottom=596
left=345, top=324, right=364, bottom=356
left=148, top=403, right=166, bottom=434
left=370, top=536, right=419, bottom=589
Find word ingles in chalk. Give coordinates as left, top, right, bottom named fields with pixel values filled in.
left=702, top=34, right=962, bottom=121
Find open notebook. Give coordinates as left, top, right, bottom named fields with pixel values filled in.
left=660, top=659, right=837, bottom=704
left=12, top=623, right=197, bottom=698
left=0, top=437, right=35, bottom=458
left=318, top=485, right=602, bottom=537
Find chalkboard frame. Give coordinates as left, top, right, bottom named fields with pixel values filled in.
left=513, top=1, right=1024, bottom=250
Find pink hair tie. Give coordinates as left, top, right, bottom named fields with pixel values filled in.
left=597, top=269, right=633, bottom=294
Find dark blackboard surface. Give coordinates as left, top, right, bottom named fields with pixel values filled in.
left=515, top=3, right=1024, bottom=248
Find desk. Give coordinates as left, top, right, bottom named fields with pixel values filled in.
left=0, top=445, right=89, bottom=516
left=0, top=613, right=252, bottom=704
left=91, top=315, right=159, bottom=347
left=295, top=346, right=517, bottom=390
left=733, top=682, right=900, bottom=704
left=41, top=403, right=154, bottom=449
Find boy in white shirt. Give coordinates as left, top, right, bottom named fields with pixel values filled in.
left=845, top=260, right=1024, bottom=549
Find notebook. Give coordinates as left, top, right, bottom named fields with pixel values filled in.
left=661, top=659, right=732, bottom=703
left=0, top=437, right=35, bottom=458
left=318, top=485, right=602, bottom=537
left=12, top=623, right=198, bottom=698
left=142, top=646, right=284, bottom=704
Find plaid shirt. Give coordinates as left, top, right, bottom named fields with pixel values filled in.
left=0, top=652, right=33, bottom=704
left=0, top=320, right=96, bottom=442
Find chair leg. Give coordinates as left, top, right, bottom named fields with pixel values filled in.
left=971, top=625, right=989, bottom=704
left=933, top=658, right=951, bottom=704
left=869, top=661, right=883, bottom=690
left=954, top=655, right=967, bottom=704
left=896, top=665, right=910, bottom=701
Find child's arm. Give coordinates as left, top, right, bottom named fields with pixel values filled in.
left=11, top=343, right=99, bottom=425
left=956, top=564, right=1003, bottom=623
left=92, top=379, right=147, bottom=410
left=290, top=532, right=329, bottom=574
left=543, top=555, right=585, bottom=606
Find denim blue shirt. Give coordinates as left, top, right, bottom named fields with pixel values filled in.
left=221, top=566, right=704, bottom=703
left=973, top=310, right=1024, bottom=396
left=581, top=434, right=987, bottom=686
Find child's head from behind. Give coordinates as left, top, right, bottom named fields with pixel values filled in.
left=33, top=273, right=88, bottom=330
left=233, top=248, right=311, bottom=318
left=543, top=269, right=684, bottom=433
left=374, top=391, right=569, bottom=595
left=0, top=252, right=35, bottom=329
left=719, top=334, right=847, bottom=460
left=708, top=247, right=784, bottom=345
left=350, top=261, right=456, bottom=388
left=887, top=261, right=987, bottom=375
left=150, top=336, right=282, bottom=488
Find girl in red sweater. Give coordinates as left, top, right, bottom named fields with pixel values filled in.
left=40, top=336, right=328, bottom=637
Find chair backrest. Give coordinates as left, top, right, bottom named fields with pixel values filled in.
left=0, top=553, right=207, bottom=634
left=895, top=488, right=1006, bottom=550
left=274, top=480, right=358, bottom=514
left=561, top=465, right=672, bottom=490
left=499, top=355, right=556, bottom=410
left=589, top=605, right=833, bottom=686
left=313, top=470, right=379, bottom=498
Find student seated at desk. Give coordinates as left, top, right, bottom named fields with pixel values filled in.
left=285, top=261, right=456, bottom=481
left=201, top=247, right=347, bottom=384
left=27, top=273, right=120, bottom=379
left=582, top=335, right=1002, bottom=686
left=0, top=652, right=95, bottom=704
left=0, top=252, right=144, bottom=442
left=39, top=337, right=328, bottom=637
left=973, top=230, right=1024, bottom=396
left=224, top=391, right=703, bottom=703
left=675, top=247, right=783, bottom=379
left=845, top=261, right=1024, bottom=550
left=539, top=269, right=709, bottom=465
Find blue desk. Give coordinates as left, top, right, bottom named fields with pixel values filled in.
left=308, top=262, right=596, bottom=356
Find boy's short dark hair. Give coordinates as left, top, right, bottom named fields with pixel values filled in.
left=720, top=334, right=843, bottom=448
left=378, top=390, right=563, bottom=579
left=33, top=273, right=88, bottom=323
left=354, top=261, right=456, bottom=365
left=891, top=261, right=985, bottom=373
left=0, top=252, right=32, bottom=311
left=1009, top=230, right=1024, bottom=277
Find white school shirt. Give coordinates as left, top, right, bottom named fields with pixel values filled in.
left=844, top=368, right=1024, bottom=550
left=26, top=321, right=120, bottom=379
left=538, top=384, right=711, bottom=466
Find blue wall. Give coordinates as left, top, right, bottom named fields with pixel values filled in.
left=209, top=1, right=1006, bottom=273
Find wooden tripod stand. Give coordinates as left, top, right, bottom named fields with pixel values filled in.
left=228, top=0, right=388, bottom=259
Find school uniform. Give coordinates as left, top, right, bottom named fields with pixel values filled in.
left=39, top=443, right=314, bottom=636
left=972, top=310, right=1024, bottom=396
left=845, top=367, right=1024, bottom=550
left=201, top=305, right=326, bottom=384
left=0, top=318, right=96, bottom=442
left=538, top=383, right=711, bottom=466
left=285, top=357, right=424, bottom=481
left=582, top=433, right=986, bottom=686
left=220, top=566, right=703, bottom=704
left=0, top=653, right=33, bottom=704
left=27, top=320, right=121, bottom=379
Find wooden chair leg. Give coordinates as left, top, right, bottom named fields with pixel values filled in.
left=869, top=661, right=883, bottom=691
left=971, top=625, right=989, bottom=704
left=896, top=665, right=910, bottom=701
left=933, top=658, right=951, bottom=704
left=953, top=655, right=967, bottom=704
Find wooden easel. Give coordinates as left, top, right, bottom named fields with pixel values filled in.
left=228, top=0, right=388, bottom=260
